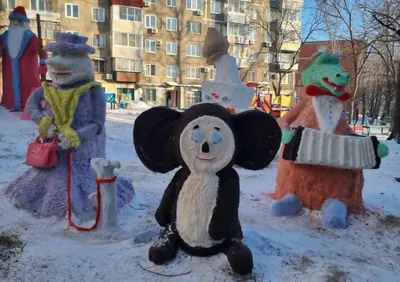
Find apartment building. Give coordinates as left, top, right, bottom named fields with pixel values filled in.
left=1, top=0, right=303, bottom=109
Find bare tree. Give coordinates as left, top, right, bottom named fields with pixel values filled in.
left=361, top=0, right=400, bottom=142
left=245, top=0, right=324, bottom=97
left=315, top=0, right=382, bottom=123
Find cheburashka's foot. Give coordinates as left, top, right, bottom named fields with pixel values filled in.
left=270, top=194, right=303, bottom=217
left=148, top=225, right=178, bottom=264
left=321, top=199, right=348, bottom=229
left=224, top=240, right=253, bottom=275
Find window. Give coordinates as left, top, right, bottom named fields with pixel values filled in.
left=252, top=8, right=258, bottom=19
left=7, top=0, right=15, bottom=9
left=228, top=0, right=250, bottom=14
left=144, top=89, right=157, bottom=102
left=187, top=21, right=201, bottom=34
left=93, top=60, right=105, bottom=73
left=31, top=0, right=52, bottom=11
left=167, top=0, right=177, bottom=7
left=93, top=34, right=105, bottom=48
left=186, top=91, right=202, bottom=105
left=166, top=17, right=177, bottom=31
left=281, top=74, right=289, bottom=84
left=145, top=39, right=156, bottom=53
left=119, top=6, right=142, bottom=22
left=210, top=22, right=224, bottom=34
left=247, top=71, right=256, bottom=82
left=117, top=88, right=135, bottom=101
left=166, top=65, right=177, bottom=78
left=230, top=45, right=244, bottom=58
left=279, top=53, right=292, bottom=63
left=115, top=58, right=142, bottom=72
left=93, top=8, right=105, bottom=23
left=187, top=0, right=201, bottom=10
left=186, top=44, right=201, bottom=57
left=210, top=1, right=221, bottom=14
left=66, top=3, right=79, bottom=19
left=186, top=67, right=201, bottom=79
left=262, top=72, right=271, bottom=83
left=166, top=42, right=177, bottom=55
left=66, top=31, right=79, bottom=35
left=264, top=53, right=273, bottom=63
left=145, top=15, right=157, bottom=28
left=209, top=69, right=216, bottom=80
left=265, top=31, right=272, bottom=43
left=145, top=64, right=156, bottom=77
left=113, top=32, right=142, bottom=48
left=248, top=49, right=256, bottom=62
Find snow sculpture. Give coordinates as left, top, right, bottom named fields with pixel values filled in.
left=0, top=6, right=47, bottom=112
left=271, top=51, right=389, bottom=229
left=133, top=104, right=281, bottom=274
left=3, top=32, right=134, bottom=219
left=201, top=28, right=254, bottom=113
left=89, top=158, right=121, bottom=231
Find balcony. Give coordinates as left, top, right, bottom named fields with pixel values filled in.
left=226, top=12, right=247, bottom=24
left=112, top=57, right=143, bottom=73
left=26, top=10, right=61, bottom=22
left=237, top=58, right=250, bottom=69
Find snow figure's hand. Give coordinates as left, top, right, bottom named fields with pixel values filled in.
left=281, top=129, right=294, bottom=144
left=377, top=143, right=389, bottom=158
left=58, top=133, right=72, bottom=150
left=47, top=124, right=56, bottom=139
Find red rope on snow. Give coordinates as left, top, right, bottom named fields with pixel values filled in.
left=66, top=149, right=117, bottom=231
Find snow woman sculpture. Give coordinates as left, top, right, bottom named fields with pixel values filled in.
left=271, top=51, right=389, bottom=229
left=3, top=32, right=134, bottom=219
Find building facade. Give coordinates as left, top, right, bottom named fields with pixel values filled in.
left=2, top=0, right=303, bottom=109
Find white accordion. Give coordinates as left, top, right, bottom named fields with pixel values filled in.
left=282, top=126, right=381, bottom=170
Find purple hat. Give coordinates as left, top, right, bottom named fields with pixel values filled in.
left=44, top=32, right=95, bottom=54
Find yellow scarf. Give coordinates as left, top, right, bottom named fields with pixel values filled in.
left=38, top=81, right=101, bottom=147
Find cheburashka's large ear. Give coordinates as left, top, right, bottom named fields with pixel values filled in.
left=133, top=106, right=181, bottom=173
left=233, top=110, right=281, bottom=170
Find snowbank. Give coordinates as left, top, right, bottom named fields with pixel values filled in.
left=0, top=107, right=399, bottom=281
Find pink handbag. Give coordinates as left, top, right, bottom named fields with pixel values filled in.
left=25, top=135, right=58, bottom=168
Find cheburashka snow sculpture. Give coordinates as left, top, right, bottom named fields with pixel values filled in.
left=271, top=51, right=389, bottom=229
left=133, top=28, right=282, bottom=275
left=4, top=32, right=134, bottom=221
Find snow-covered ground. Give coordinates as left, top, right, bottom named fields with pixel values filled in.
left=0, top=106, right=399, bottom=282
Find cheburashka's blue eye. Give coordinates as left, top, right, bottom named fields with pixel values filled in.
left=211, top=132, right=222, bottom=144
left=191, top=129, right=204, bottom=143
left=221, top=96, right=230, bottom=102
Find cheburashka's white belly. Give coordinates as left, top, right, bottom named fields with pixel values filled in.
left=176, top=174, right=223, bottom=248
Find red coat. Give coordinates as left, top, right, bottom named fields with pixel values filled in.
left=0, top=30, right=42, bottom=111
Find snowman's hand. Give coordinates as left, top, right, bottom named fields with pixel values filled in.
left=281, top=129, right=294, bottom=144
left=377, top=143, right=389, bottom=158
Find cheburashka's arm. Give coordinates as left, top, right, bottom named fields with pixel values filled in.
left=75, top=86, right=106, bottom=142
left=155, top=168, right=185, bottom=227
left=209, top=168, right=242, bottom=240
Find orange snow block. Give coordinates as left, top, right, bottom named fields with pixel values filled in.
left=273, top=96, right=364, bottom=213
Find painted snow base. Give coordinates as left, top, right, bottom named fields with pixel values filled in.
left=0, top=106, right=400, bottom=281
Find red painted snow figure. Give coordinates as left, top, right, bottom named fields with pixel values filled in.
left=0, top=6, right=47, bottom=113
